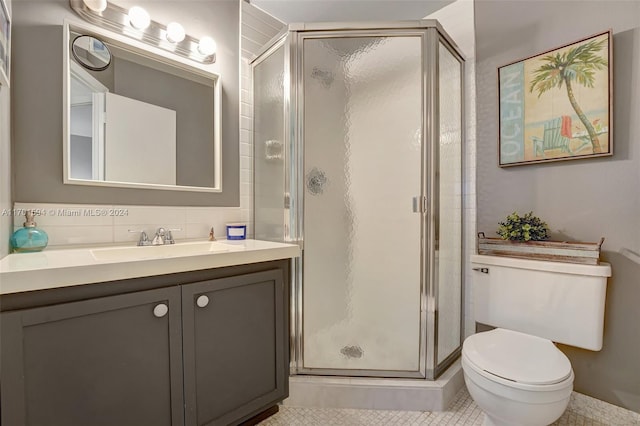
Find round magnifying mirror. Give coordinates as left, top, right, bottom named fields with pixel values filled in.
left=71, top=35, right=112, bottom=71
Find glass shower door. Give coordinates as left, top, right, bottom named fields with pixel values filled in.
left=436, top=42, right=463, bottom=366
left=253, top=41, right=287, bottom=242
left=301, top=35, right=424, bottom=375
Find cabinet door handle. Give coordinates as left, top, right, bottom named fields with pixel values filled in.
left=153, top=303, right=169, bottom=318
left=196, top=295, right=209, bottom=308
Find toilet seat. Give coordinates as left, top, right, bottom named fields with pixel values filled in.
left=463, top=328, right=572, bottom=386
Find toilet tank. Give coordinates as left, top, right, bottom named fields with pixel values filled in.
left=471, top=254, right=611, bottom=351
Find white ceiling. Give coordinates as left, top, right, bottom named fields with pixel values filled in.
left=249, top=0, right=456, bottom=24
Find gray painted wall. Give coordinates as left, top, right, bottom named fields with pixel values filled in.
left=11, top=0, right=239, bottom=206
left=475, top=1, right=640, bottom=412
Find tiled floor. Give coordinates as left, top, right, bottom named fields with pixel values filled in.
left=260, top=388, right=640, bottom=425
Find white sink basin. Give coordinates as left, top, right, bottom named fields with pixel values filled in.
left=91, top=241, right=230, bottom=261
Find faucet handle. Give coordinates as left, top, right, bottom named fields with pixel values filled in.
left=165, top=228, right=182, bottom=245
left=128, top=229, right=151, bottom=246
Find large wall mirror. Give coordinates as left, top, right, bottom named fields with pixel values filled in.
left=64, top=22, right=222, bottom=192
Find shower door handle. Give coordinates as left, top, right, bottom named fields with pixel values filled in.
left=412, top=196, right=427, bottom=213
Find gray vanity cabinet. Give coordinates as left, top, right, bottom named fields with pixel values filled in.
left=182, top=269, right=287, bottom=426
left=1, top=261, right=290, bottom=426
left=0, top=286, right=185, bottom=426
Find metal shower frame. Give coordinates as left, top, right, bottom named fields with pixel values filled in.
left=251, top=20, right=465, bottom=380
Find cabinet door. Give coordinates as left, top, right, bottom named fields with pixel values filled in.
left=1, top=286, right=184, bottom=426
left=182, top=270, right=287, bottom=426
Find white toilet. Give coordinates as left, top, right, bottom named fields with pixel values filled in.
left=463, top=254, right=611, bottom=426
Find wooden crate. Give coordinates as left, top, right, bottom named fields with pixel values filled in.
left=477, top=232, right=604, bottom=265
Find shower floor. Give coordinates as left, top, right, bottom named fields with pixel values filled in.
left=259, top=387, right=640, bottom=425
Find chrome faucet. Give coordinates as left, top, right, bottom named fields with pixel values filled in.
left=152, top=227, right=181, bottom=245
left=128, top=229, right=151, bottom=246
left=152, top=228, right=166, bottom=245
left=165, top=229, right=176, bottom=244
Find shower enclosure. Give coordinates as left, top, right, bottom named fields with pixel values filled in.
left=253, top=21, right=464, bottom=379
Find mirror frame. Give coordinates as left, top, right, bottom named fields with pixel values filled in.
left=63, top=20, right=222, bottom=193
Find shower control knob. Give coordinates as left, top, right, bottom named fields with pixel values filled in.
left=153, top=303, right=169, bottom=318
left=196, top=295, right=209, bottom=308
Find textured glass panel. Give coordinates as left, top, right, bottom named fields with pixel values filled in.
left=254, top=46, right=286, bottom=241
left=303, top=36, right=422, bottom=372
left=437, top=43, right=463, bottom=364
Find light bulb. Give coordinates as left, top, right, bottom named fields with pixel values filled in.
left=128, top=6, right=150, bottom=30
left=166, top=22, right=185, bottom=43
left=83, top=0, right=107, bottom=12
left=198, top=36, right=217, bottom=56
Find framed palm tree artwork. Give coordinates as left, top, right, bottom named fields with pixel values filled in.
left=498, top=31, right=612, bottom=166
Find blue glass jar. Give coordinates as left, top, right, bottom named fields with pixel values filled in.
left=10, top=211, right=49, bottom=253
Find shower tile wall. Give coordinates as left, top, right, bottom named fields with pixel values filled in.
left=240, top=58, right=254, bottom=228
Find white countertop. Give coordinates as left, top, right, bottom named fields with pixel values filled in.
left=0, top=239, right=300, bottom=295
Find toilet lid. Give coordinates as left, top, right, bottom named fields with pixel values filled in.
left=463, top=328, right=572, bottom=385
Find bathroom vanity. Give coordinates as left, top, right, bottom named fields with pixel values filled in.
left=0, top=240, right=299, bottom=426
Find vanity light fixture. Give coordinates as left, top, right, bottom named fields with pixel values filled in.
left=127, top=6, right=150, bottom=30
left=166, top=22, right=186, bottom=43
left=69, top=0, right=216, bottom=64
left=82, top=0, right=107, bottom=13
left=198, top=36, right=217, bottom=56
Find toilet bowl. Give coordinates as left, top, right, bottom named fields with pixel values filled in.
left=462, top=328, right=574, bottom=426
left=465, top=255, right=611, bottom=426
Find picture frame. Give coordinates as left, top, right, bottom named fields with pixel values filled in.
left=0, top=0, right=10, bottom=88
left=498, top=30, right=613, bottom=167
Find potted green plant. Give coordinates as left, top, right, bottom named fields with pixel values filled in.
left=497, top=211, right=549, bottom=241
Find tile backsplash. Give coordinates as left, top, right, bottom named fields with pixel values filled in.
left=11, top=203, right=248, bottom=247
